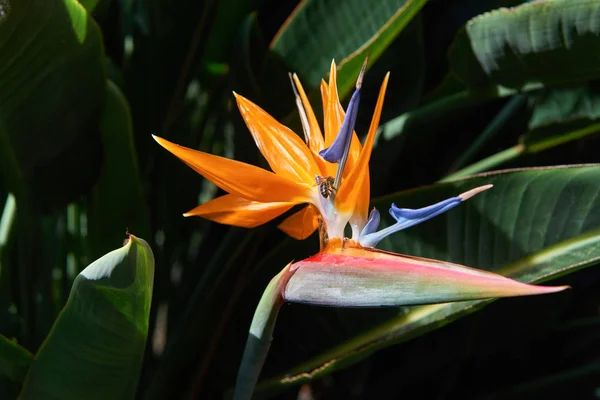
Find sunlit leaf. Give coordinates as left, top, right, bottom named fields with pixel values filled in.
left=19, top=235, right=154, bottom=400
left=449, top=0, right=600, bottom=91
left=378, top=0, right=600, bottom=144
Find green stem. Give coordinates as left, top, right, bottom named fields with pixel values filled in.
left=439, top=144, right=525, bottom=182
left=234, top=263, right=294, bottom=400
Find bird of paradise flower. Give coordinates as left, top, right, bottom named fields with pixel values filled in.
left=154, top=59, right=567, bottom=399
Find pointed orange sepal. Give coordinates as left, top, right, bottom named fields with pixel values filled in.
left=336, top=72, right=390, bottom=216
left=184, top=194, right=294, bottom=228
left=234, top=93, right=319, bottom=185
left=153, top=135, right=313, bottom=204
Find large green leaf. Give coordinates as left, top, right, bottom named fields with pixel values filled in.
left=87, top=81, right=151, bottom=259
left=377, top=0, right=600, bottom=144
left=449, top=0, right=600, bottom=90
left=19, top=235, right=154, bottom=399
left=255, top=165, right=600, bottom=396
left=270, top=0, right=427, bottom=98
left=0, top=0, right=106, bottom=212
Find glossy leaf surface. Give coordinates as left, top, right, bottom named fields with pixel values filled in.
left=19, top=235, right=154, bottom=400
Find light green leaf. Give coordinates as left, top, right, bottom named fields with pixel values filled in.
left=255, top=165, right=600, bottom=396
left=271, top=0, right=427, bottom=98
left=88, top=81, right=151, bottom=259
left=0, top=0, right=106, bottom=212
left=19, top=235, right=154, bottom=400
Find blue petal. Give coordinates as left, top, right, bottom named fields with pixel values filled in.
left=389, top=197, right=461, bottom=224
left=359, top=197, right=463, bottom=248
left=319, top=88, right=361, bottom=163
left=360, top=208, right=380, bottom=237
left=359, top=185, right=493, bottom=248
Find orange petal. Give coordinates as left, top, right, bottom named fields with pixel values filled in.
left=184, top=194, right=294, bottom=228
left=277, top=205, right=319, bottom=240
left=325, top=62, right=344, bottom=147
left=234, top=93, right=319, bottom=185
left=336, top=73, right=390, bottom=216
left=353, top=172, right=370, bottom=228
left=292, top=74, right=324, bottom=152
left=153, top=135, right=313, bottom=203
left=320, top=79, right=329, bottom=127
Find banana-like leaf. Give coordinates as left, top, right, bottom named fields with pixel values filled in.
left=449, top=0, right=600, bottom=90
left=19, top=235, right=154, bottom=400
left=88, top=81, right=151, bottom=259
left=270, top=0, right=427, bottom=98
left=377, top=0, right=600, bottom=143
left=255, top=165, right=600, bottom=396
left=0, top=0, right=106, bottom=212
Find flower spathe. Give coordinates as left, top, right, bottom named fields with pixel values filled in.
left=284, top=239, right=568, bottom=307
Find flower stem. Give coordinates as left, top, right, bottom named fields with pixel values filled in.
left=234, top=263, right=295, bottom=400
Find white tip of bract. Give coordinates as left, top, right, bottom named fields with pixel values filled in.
left=458, top=184, right=493, bottom=201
